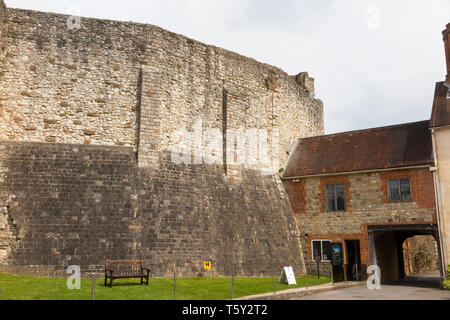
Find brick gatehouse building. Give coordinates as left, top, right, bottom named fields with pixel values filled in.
left=282, top=120, right=442, bottom=282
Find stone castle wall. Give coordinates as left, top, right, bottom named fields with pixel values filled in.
left=0, top=4, right=323, bottom=276
left=0, top=0, right=6, bottom=65
left=0, top=8, right=323, bottom=164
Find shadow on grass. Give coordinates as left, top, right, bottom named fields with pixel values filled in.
left=104, top=283, right=150, bottom=288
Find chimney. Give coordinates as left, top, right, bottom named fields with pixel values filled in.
left=444, top=23, right=450, bottom=84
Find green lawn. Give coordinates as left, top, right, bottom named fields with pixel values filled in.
left=0, top=273, right=331, bottom=300
left=444, top=265, right=450, bottom=290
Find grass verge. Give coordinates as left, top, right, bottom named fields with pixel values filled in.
left=0, top=273, right=331, bottom=300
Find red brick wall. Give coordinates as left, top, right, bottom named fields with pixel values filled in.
left=379, top=168, right=435, bottom=209
left=304, top=221, right=439, bottom=269
left=291, top=168, right=437, bottom=272
left=283, top=180, right=306, bottom=214
left=305, top=233, right=370, bottom=266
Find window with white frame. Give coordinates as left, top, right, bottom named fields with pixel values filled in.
left=312, top=240, right=332, bottom=261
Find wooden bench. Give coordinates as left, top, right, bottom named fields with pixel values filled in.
left=104, top=260, right=150, bottom=288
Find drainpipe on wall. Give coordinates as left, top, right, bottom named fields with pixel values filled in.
left=430, top=129, right=447, bottom=280
left=368, top=231, right=377, bottom=266
left=432, top=168, right=446, bottom=280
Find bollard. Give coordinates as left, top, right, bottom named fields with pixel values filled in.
left=91, top=275, right=95, bottom=301
left=231, top=268, right=235, bottom=300
left=306, top=271, right=309, bottom=292
left=174, top=271, right=177, bottom=301
left=356, top=264, right=360, bottom=281
left=231, top=275, right=235, bottom=300
left=273, top=267, right=276, bottom=295
left=344, top=265, right=348, bottom=282
left=331, top=265, right=334, bottom=284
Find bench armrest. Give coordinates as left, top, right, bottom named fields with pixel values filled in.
left=141, top=267, right=150, bottom=274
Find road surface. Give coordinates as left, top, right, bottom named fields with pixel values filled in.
left=292, top=271, right=450, bottom=300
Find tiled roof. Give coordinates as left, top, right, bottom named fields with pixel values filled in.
left=283, top=120, right=433, bottom=178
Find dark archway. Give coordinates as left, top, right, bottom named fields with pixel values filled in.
left=368, top=224, right=444, bottom=286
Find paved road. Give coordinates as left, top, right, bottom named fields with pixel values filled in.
left=292, top=272, right=450, bottom=300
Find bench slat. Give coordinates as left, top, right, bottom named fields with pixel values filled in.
left=104, top=259, right=150, bottom=287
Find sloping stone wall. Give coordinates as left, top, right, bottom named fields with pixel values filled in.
left=0, top=141, right=304, bottom=277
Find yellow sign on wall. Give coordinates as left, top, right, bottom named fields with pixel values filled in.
left=204, top=261, right=212, bottom=270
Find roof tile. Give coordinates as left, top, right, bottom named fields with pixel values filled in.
left=284, top=120, right=433, bottom=177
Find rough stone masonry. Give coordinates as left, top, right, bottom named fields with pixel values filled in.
left=0, top=1, right=324, bottom=277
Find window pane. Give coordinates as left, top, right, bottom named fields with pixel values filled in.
left=326, top=185, right=336, bottom=212
left=400, top=179, right=411, bottom=201
left=388, top=180, right=400, bottom=201
left=335, top=184, right=345, bottom=211
left=312, top=241, right=322, bottom=260
left=322, top=241, right=332, bottom=261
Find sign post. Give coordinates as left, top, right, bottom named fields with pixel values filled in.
left=315, top=256, right=321, bottom=279
left=204, top=261, right=211, bottom=279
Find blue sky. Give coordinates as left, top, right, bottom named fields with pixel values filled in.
left=6, top=0, right=450, bottom=134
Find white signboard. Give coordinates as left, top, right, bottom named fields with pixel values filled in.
left=278, top=267, right=297, bottom=285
